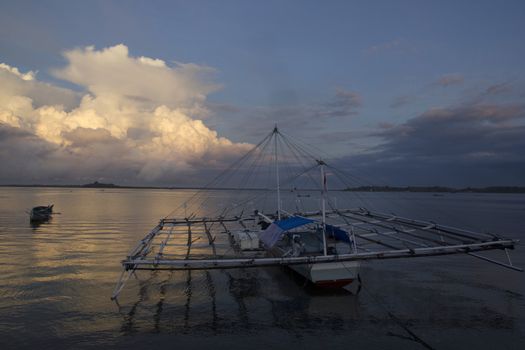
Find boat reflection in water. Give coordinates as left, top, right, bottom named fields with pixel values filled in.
left=118, top=264, right=361, bottom=335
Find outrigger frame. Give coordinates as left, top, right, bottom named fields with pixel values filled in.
left=111, top=207, right=520, bottom=300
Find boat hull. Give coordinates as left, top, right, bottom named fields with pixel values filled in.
left=30, top=213, right=51, bottom=222
left=29, top=205, right=53, bottom=222
left=289, top=261, right=360, bottom=288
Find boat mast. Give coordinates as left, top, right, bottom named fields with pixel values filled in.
left=274, top=125, right=282, bottom=220
left=320, top=160, right=328, bottom=256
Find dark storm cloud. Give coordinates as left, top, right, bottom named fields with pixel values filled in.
left=0, top=123, right=56, bottom=157
left=0, top=123, right=59, bottom=183
left=0, top=123, right=250, bottom=186
left=0, top=124, right=140, bottom=185
left=333, top=103, right=525, bottom=186
left=374, top=104, right=525, bottom=157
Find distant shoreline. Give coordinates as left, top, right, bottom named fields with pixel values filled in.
left=0, top=183, right=218, bottom=190
left=344, top=185, right=525, bottom=193
left=1, top=183, right=524, bottom=193
left=0, top=182, right=270, bottom=191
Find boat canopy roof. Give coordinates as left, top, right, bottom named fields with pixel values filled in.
left=259, top=216, right=315, bottom=248
left=274, top=216, right=314, bottom=231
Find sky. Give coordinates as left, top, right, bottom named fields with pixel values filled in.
left=0, top=0, right=524, bottom=187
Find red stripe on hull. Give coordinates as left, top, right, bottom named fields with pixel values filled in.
left=314, top=278, right=354, bottom=288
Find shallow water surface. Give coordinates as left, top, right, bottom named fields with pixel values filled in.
left=0, top=188, right=524, bottom=349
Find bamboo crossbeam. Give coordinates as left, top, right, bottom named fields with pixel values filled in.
left=326, top=213, right=435, bottom=248
left=303, top=207, right=494, bottom=243
left=353, top=209, right=494, bottom=240
left=161, top=242, right=229, bottom=248
left=339, top=212, right=470, bottom=245
left=122, top=239, right=516, bottom=271
left=366, top=228, right=429, bottom=248
left=327, top=211, right=446, bottom=249
left=298, top=209, right=462, bottom=248
left=162, top=217, right=255, bottom=225
left=352, top=231, right=403, bottom=250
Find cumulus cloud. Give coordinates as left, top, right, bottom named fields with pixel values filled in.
left=52, top=44, right=220, bottom=109
left=0, top=44, right=251, bottom=185
left=0, top=63, right=36, bottom=81
left=0, top=63, right=79, bottom=112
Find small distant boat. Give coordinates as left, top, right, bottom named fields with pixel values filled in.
left=30, top=205, right=53, bottom=222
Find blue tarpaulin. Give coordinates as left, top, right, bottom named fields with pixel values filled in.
left=258, top=216, right=314, bottom=248
left=274, top=216, right=314, bottom=231
left=325, top=224, right=351, bottom=243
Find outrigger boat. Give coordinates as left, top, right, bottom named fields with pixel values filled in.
left=111, top=127, right=521, bottom=300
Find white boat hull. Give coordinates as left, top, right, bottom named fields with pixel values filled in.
left=289, top=261, right=360, bottom=287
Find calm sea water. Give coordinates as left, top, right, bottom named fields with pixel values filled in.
left=0, top=187, right=524, bottom=349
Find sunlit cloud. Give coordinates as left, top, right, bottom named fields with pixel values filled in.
left=0, top=44, right=251, bottom=184
left=0, top=63, right=36, bottom=81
